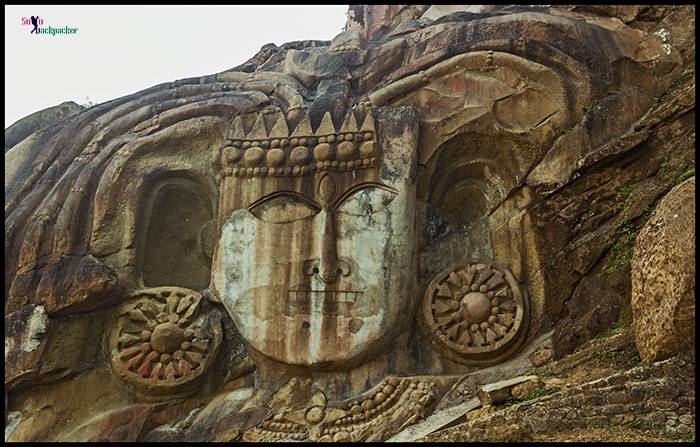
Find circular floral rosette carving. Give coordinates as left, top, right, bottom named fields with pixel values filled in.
left=419, top=261, right=529, bottom=365
left=109, top=287, right=221, bottom=396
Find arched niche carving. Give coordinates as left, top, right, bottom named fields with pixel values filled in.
left=86, top=116, right=227, bottom=286
left=388, top=51, right=579, bottom=360
left=418, top=131, right=530, bottom=287
left=136, top=174, right=217, bottom=291
left=417, top=134, right=546, bottom=363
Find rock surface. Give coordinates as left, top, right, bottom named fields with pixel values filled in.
left=3, top=4, right=696, bottom=443
left=631, top=176, right=696, bottom=362
left=553, top=276, right=623, bottom=359
left=5, top=101, right=84, bottom=151
left=477, top=375, right=539, bottom=405
left=425, top=351, right=695, bottom=442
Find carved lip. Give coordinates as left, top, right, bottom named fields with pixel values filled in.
left=284, top=286, right=365, bottom=316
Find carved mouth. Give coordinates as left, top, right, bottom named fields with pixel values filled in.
left=285, top=289, right=364, bottom=316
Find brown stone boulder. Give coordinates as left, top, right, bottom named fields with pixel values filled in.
left=631, top=176, right=695, bottom=363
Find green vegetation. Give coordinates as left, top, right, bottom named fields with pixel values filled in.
left=582, top=100, right=600, bottom=114
left=568, top=232, right=596, bottom=253
left=595, top=350, right=627, bottom=362
left=594, top=320, right=627, bottom=342
left=658, top=156, right=695, bottom=187
left=80, top=96, right=97, bottom=108
left=603, top=220, right=637, bottom=275
left=626, top=419, right=642, bottom=429
left=594, top=346, right=641, bottom=367
left=658, top=158, right=673, bottom=176
left=677, top=166, right=695, bottom=183
left=618, top=184, right=635, bottom=196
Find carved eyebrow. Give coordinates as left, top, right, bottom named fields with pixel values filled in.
left=333, top=182, right=398, bottom=208
left=247, top=191, right=321, bottom=212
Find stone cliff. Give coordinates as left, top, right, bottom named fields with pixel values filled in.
left=4, top=4, right=695, bottom=442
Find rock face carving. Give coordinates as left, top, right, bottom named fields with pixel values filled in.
left=214, top=103, right=378, bottom=180
left=212, top=105, right=418, bottom=368
left=419, top=261, right=528, bottom=365
left=243, top=377, right=436, bottom=442
left=4, top=4, right=695, bottom=442
left=109, top=287, right=221, bottom=396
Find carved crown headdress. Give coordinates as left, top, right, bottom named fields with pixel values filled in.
left=214, top=102, right=378, bottom=181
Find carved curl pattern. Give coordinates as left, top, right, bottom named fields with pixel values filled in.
left=419, top=261, right=529, bottom=365
left=109, top=287, right=221, bottom=396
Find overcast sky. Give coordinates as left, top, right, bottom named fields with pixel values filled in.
left=4, top=5, right=349, bottom=128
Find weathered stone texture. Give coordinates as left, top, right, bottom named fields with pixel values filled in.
left=3, top=3, right=696, bottom=442
left=5, top=101, right=84, bottom=152
left=553, top=276, right=623, bottom=359
left=631, top=176, right=695, bottom=363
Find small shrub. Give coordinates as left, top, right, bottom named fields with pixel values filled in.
left=502, top=382, right=556, bottom=407
left=618, top=184, right=635, bottom=196
left=603, top=220, right=637, bottom=275
left=595, top=347, right=641, bottom=367
left=80, top=96, right=97, bottom=108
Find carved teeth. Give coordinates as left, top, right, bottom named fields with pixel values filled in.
left=248, top=113, right=268, bottom=139
left=231, top=116, right=246, bottom=139
left=359, top=109, right=376, bottom=133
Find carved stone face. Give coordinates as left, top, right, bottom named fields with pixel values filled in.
left=212, top=109, right=417, bottom=368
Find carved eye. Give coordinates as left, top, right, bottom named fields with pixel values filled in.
left=336, top=186, right=397, bottom=216
left=249, top=194, right=320, bottom=223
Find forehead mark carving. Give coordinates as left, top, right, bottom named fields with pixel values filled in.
left=318, top=174, right=337, bottom=207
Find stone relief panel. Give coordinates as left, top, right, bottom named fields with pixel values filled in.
left=211, top=105, right=418, bottom=369
left=5, top=4, right=690, bottom=441
left=109, top=287, right=222, bottom=397
left=243, top=376, right=436, bottom=442
left=419, top=261, right=529, bottom=365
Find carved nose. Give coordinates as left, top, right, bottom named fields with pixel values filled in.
left=305, top=258, right=351, bottom=284
left=307, top=207, right=351, bottom=284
